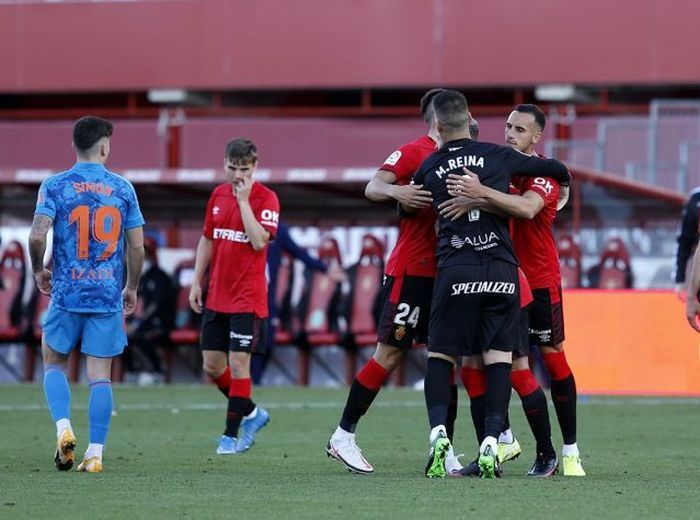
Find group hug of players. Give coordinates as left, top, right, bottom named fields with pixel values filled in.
left=326, top=89, right=585, bottom=478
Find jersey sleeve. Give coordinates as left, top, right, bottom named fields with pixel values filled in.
left=503, top=148, right=570, bottom=185
left=123, top=182, right=146, bottom=230
left=34, top=179, right=56, bottom=220
left=202, top=191, right=216, bottom=239
left=519, top=176, right=560, bottom=206
left=256, top=190, right=280, bottom=238
left=380, top=144, right=420, bottom=184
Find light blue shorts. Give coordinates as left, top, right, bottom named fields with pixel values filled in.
left=43, top=303, right=127, bottom=358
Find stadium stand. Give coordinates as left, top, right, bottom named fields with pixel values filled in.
left=588, top=238, right=634, bottom=289
left=558, top=235, right=583, bottom=289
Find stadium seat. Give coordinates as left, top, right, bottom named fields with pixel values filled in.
left=0, top=241, right=28, bottom=381
left=294, top=236, right=346, bottom=385
left=341, top=234, right=384, bottom=381
left=590, top=238, right=634, bottom=289
left=558, top=234, right=582, bottom=289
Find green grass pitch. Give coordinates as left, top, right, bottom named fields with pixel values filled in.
left=0, top=385, right=698, bottom=519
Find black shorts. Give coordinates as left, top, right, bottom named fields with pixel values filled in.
left=200, top=310, right=267, bottom=354
left=529, top=285, right=565, bottom=346
left=429, top=262, right=520, bottom=357
left=512, top=306, right=531, bottom=359
left=376, top=274, right=433, bottom=350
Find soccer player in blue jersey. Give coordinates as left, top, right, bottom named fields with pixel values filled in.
left=28, top=116, right=145, bottom=473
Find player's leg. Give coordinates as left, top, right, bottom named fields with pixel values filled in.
left=510, top=355, right=557, bottom=477
left=424, top=352, right=456, bottom=478
left=77, top=311, right=128, bottom=473
left=479, top=348, right=512, bottom=478
left=223, top=314, right=269, bottom=454
left=327, top=274, right=431, bottom=474
left=200, top=310, right=232, bottom=397
left=41, top=305, right=82, bottom=471
left=531, top=286, right=585, bottom=476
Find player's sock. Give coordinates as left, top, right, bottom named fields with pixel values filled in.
left=56, top=418, right=72, bottom=438
left=213, top=366, right=232, bottom=398
left=562, top=443, right=579, bottom=457
left=461, top=366, right=486, bottom=444
left=339, top=358, right=389, bottom=433
left=511, top=369, right=555, bottom=455
left=499, top=428, right=513, bottom=444
left=44, top=365, right=71, bottom=424
left=425, top=357, right=453, bottom=429
left=484, top=362, right=511, bottom=440
left=445, top=368, right=458, bottom=442
left=543, top=351, right=577, bottom=445
left=225, top=378, right=252, bottom=437
left=88, top=379, right=113, bottom=446
left=84, top=443, right=104, bottom=461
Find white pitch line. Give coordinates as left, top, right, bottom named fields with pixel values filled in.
left=0, top=396, right=699, bottom=413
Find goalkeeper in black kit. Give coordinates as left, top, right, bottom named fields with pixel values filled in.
left=410, top=90, right=570, bottom=478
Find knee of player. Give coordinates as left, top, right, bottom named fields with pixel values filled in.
left=372, top=343, right=404, bottom=371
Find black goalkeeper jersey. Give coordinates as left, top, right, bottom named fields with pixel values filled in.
left=413, top=138, right=570, bottom=268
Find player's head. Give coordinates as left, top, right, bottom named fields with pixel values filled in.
left=420, top=88, right=446, bottom=124
left=505, top=104, right=546, bottom=154
left=469, top=117, right=480, bottom=140
left=433, top=90, right=471, bottom=142
left=73, top=116, right=113, bottom=162
left=224, top=138, right=259, bottom=188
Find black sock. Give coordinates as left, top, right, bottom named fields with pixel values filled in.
left=224, top=397, right=250, bottom=437
left=521, top=388, right=555, bottom=455
left=469, top=395, right=486, bottom=446
left=339, top=380, right=380, bottom=433
left=424, top=357, right=453, bottom=429
left=551, top=374, right=577, bottom=445
left=484, top=362, right=512, bottom=440
left=446, top=384, right=458, bottom=442
left=503, top=412, right=511, bottom=432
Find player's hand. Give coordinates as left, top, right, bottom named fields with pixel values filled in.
left=392, top=183, right=432, bottom=210
left=327, top=263, right=347, bottom=283
left=685, top=293, right=700, bottom=332
left=189, top=283, right=203, bottom=314
left=122, top=287, right=138, bottom=316
left=676, top=283, right=688, bottom=302
left=234, top=176, right=253, bottom=202
left=446, top=169, right=487, bottom=199
left=438, top=196, right=481, bottom=221
left=33, top=268, right=52, bottom=295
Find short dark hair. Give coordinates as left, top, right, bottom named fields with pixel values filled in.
left=73, top=116, right=113, bottom=152
left=433, top=90, right=469, bottom=132
left=514, top=104, right=546, bottom=131
left=225, top=138, right=258, bottom=164
left=469, top=117, right=480, bottom=140
left=420, top=88, right=446, bottom=123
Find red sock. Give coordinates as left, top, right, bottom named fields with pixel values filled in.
left=542, top=351, right=572, bottom=381
left=213, top=366, right=231, bottom=397
left=460, top=366, right=486, bottom=398
left=511, top=369, right=540, bottom=398
left=229, top=377, right=252, bottom=399
left=356, top=358, right=390, bottom=391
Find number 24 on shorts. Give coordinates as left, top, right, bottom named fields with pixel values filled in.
left=394, top=303, right=420, bottom=328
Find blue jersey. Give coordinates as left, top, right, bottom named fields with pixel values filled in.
left=34, top=162, right=145, bottom=313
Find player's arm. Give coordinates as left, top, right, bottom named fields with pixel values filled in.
left=685, top=245, right=700, bottom=331
left=236, top=177, right=271, bottom=251
left=123, top=226, right=145, bottom=316
left=505, top=149, right=571, bottom=185
left=446, top=170, right=544, bottom=220
left=189, top=236, right=212, bottom=314
left=676, top=194, right=699, bottom=286
left=28, top=214, right=53, bottom=295
left=366, top=169, right=432, bottom=209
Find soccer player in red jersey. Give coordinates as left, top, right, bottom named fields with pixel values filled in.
left=447, top=104, right=585, bottom=476
left=326, top=89, right=466, bottom=475
left=189, top=139, right=280, bottom=454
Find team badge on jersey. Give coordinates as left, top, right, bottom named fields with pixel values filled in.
left=384, top=150, right=402, bottom=166
left=394, top=325, right=406, bottom=341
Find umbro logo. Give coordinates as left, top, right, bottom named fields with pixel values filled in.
left=213, top=206, right=220, bottom=215
left=448, top=147, right=462, bottom=152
